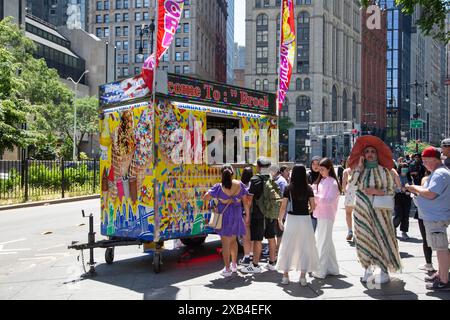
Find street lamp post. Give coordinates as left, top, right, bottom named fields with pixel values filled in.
left=137, top=19, right=156, bottom=62
left=67, top=70, right=89, bottom=162
left=105, top=41, right=109, bottom=82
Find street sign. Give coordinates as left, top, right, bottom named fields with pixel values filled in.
left=410, top=120, right=423, bottom=129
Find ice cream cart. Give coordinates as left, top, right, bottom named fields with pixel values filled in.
left=69, top=72, right=278, bottom=274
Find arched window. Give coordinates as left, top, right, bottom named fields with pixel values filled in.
left=255, top=79, right=261, bottom=91
left=297, top=12, right=310, bottom=74
left=256, top=14, right=268, bottom=27
left=332, top=86, right=338, bottom=121
left=281, top=97, right=289, bottom=118
left=296, top=95, right=311, bottom=122
left=296, top=78, right=302, bottom=90
left=322, top=98, right=328, bottom=121
left=352, top=93, right=357, bottom=121
left=263, top=79, right=269, bottom=91
left=304, top=78, right=311, bottom=90
left=342, top=89, right=348, bottom=121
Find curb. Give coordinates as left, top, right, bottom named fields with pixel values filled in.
left=0, top=194, right=100, bottom=211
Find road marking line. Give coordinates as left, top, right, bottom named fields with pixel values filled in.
left=0, top=238, right=27, bottom=245
left=0, top=252, right=17, bottom=255
left=37, top=244, right=65, bottom=252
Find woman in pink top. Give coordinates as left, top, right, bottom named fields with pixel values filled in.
left=312, top=158, right=342, bottom=279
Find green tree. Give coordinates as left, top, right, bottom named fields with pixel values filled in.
left=405, top=140, right=432, bottom=155
left=52, top=96, right=99, bottom=160
left=361, top=0, right=450, bottom=43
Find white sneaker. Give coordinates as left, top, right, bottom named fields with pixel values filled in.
left=374, top=271, right=390, bottom=284
left=241, top=264, right=262, bottom=274
left=230, top=263, right=238, bottom=273
left=418, top=263, right=436, bottom=272
left=361, top=268, right=373, bottom=283
left=221, top=268, right=233, bottom=277
left=281, top=276, right=289, bottom=285
left=311, top=272, right=325, bottom=279
left=299, top=277, right=308, bottom=287
left=265, top=262, right=277, bottom=271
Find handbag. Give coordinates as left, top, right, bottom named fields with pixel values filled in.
left=373, top=195, right=395, bottom=210
left=208, top=188, right=238, bottom=230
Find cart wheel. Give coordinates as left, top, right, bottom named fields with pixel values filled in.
left=180, top=236, right=207, bottom=247
left=153, top=252, right=162, bottom=273
left=105, top=248, right=114, bottom=265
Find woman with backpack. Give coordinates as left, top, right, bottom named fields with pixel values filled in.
left=312, top=158, right=342, bottom=279
left=203, top=165, right=252, bottom=277
left=276, top=165, right=319, bottom=286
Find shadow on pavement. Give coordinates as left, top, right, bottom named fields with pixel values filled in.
left=397, top=237, right=424, bottom=244
left=71, top=239, right=227, bottom=299
left=309, top=274, right=353, bottom=291
left=399, top=251, right=415, bottom=259
left=362, top=278, right=419, bottom=300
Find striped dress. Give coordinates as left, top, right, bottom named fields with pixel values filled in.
left=353, top=165, right=402, bottom=273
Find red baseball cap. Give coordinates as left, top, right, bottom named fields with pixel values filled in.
left=421, top=146, right=441, bottom=159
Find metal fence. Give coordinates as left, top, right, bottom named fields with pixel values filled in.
left=0, top=159, right=100, bottom=205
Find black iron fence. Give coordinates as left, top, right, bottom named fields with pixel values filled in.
left=0, top=159, right=100, bottom=205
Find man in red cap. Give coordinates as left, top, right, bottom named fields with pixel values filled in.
left=406, top=147, right=450, bottom=291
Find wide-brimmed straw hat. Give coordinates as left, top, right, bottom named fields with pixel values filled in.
left=348, top=135, right=394, bottom=170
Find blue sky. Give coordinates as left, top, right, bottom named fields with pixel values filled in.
left=234, top=1, right=245, bottom=46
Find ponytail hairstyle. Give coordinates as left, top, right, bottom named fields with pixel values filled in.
left=315, top=158, right=342, bottom=193
left=221, top=164, right=234, bottom=189
left=241, top=167, right=253, bottom=185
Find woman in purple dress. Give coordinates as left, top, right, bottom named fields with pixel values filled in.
left=203, top=165, right=251, bottom=277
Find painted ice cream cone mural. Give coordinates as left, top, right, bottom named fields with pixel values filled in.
left=111, top=110, right=135, bottom=201
left=129, top=106, right=154, bottom=201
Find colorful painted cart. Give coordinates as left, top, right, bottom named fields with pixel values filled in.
left=69, top=72, right=278, bottom=274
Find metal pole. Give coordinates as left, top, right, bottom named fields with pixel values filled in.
left=114, top=46, right=117, bottom=81
left=72, top=84, right=77, bottom=161
left=105, top=41, right=109, bottom=82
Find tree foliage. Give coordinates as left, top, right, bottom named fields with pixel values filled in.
left=0, top=18, right=99, bottom=160
left=361, top=0, right=450, bottom=43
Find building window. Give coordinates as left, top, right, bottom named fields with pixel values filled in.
left=115, top=13, right=121, bottom=22
left=175, top=38, right=181, bottom=47
left=135, top=0, right=142, bottom=8
left=296, top=78, right=302, bottom=90
left=255, top=0, right=262, bottom=8
left=256, top=47, right=268, bottom=59
left=263, top=0, right=270, bottom=7
left=184, top=9, right=190, bottom=18
left=134, top=67, right=140, bottom=75
left=96, top=15, right=102, bottom=23
left=104, top=27, right=109, bottom=37
left=96, top=1, right=103, bottom=10
left=297, top=11, right=310, bottom=74
left=322, top=98, right=328, bottom=121
left=104, top=14, right=109, bottom=23
left=124, top=0, right=129, bottom=9
left=332, top=86, right=338, bottom=121
left=342, top=89, right=348, bottom=120
left=280, top=98, right=289, bottom=118
left=183, top=65, right=190, bottom=74
left=263, top=79, right=269, bottom=91
left=183, top=37, right=189, bottom=47
left=256, top=14, right=268, bottom=27
left=104, top=1, right=110, bottom=10
left=143, top=0, right=149, bottom=7
left=255, top=79, right=261, bottom=90
left=183, top=23, right=189, bottom=33
left=352, top=93, right=357, bottom=120
left=115, top=41, right=121, bottom=49
left=304, top=78, right=310, bottom=90
left=135, top=54, right=144, bottom=63
left=115, top=26, right=121, bottom=36
left=135, top=12, right=141, bottom=21
left=135, top=25, right=141, bottom=35
left=143, top=12, right=149, bottom=20
left=123, top=26, right=129, bottom=36
left=123, top=54, right=129, bottom=63
left=297, top=0, right=312, bottom=4
left=123, top=67, right=129, bottom=76
left=175, top=66, right=181, bottom=74
left=123, top=13, right=129, bottom=21
left=175, top=52, right=182, bottom=61
left=115, top=0, right=122, bottom=9
left=96, top=28, right=102, bottom=37
left=256, top=63, right=268, bottom=74
left=296, top=96, right=311, bottom=122
left=123, top=41, right=128, bottom=50
left=183, top=51, right=189, bottom=61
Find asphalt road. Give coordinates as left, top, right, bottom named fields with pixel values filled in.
left=0, top=198, right=449, bottom=300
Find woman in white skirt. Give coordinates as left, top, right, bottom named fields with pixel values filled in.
left=312, top=158, right=342, bottom=279
left=276, top=165, right=319, bottom=286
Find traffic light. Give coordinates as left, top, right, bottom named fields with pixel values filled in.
left=413, top=113, right=420, bottom=119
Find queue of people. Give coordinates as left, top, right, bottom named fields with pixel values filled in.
left=202, top=137, right=450, bottom=291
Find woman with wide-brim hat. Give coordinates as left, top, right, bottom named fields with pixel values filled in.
left=348, top=135, right=402, bottom=284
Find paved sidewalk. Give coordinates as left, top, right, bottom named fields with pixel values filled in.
left=0, top=197, right=449, bottom=300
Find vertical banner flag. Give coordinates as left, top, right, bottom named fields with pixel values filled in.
left=142, top=0, right=185, bottom=90
left=277, top=0, right=296, bottom=115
